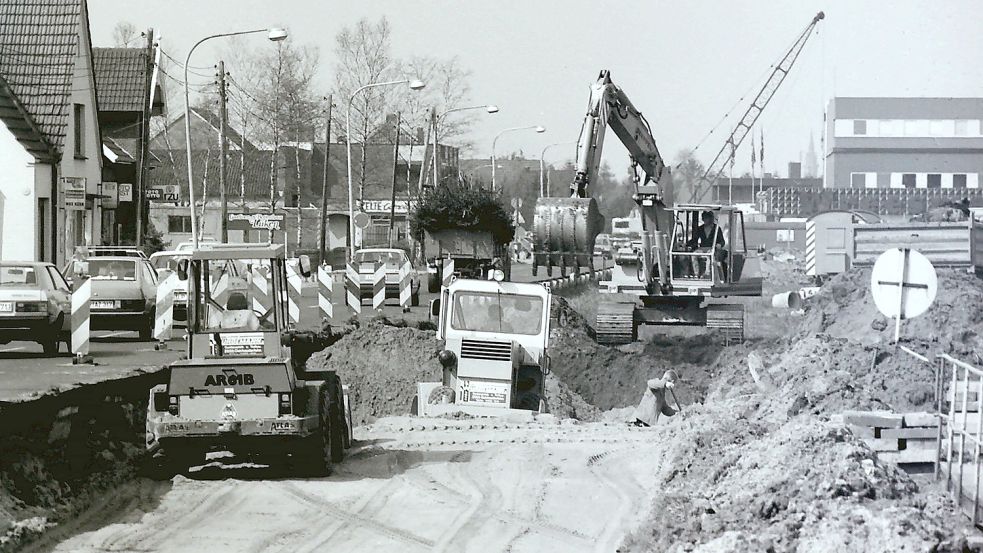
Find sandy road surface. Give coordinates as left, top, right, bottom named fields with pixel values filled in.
left=46, top=417, right=664, bottom=553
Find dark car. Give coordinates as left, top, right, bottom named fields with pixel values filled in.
left=0, top=262, right=72, bottom=354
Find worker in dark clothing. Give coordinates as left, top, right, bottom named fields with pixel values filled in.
left=686, top=211, right=727, bottom=279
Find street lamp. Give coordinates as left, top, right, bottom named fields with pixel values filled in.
left=539, top=140, right=577, bottom=197
left=184, top=27, right=287, bottom=249
left=346, top=79, right=425, bottom=260
left=491, top=125, right=545, bottom=191
left=432, top=104, right=498, bottom=185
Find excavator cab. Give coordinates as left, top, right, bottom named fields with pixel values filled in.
left=667, top=205, right=753, bottom=289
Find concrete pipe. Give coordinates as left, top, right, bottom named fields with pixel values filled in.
left=771, top=291, right=803, bottom=309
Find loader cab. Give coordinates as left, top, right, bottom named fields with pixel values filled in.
left=184, top=244, right=291, bottom=360
left=668, top=205, right=750, bottom=289
left=420, top=279, right=552, bottom=416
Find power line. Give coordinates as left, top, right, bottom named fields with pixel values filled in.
left=159, top=49, right=215, bottom=78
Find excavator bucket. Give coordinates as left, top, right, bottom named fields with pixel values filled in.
left=532, top=197, right=604, bottom=277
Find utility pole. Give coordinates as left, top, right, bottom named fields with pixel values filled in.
left=136, top=28, right=154, bottom=246
left=388, top=112, right=401, bottom=247
left=430, top=108, right=439, bottom=186
left=318, top=95, right=332, bottom=264
left=217, top=60, right=229, bottom=242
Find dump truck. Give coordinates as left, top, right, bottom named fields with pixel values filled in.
left=145, top=244, right=352, bottom=476
left=424, top=228, right=511, bottom=292
left=414, top=277, right=550, bottom=417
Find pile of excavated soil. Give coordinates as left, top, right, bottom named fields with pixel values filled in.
left=309, top=319, right=599, bottom=425
left=620, top=409, right=964, bottom=552
left=801, top=268, right=983, bottom=357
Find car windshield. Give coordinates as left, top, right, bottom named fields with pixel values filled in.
left=450, top=292, right=544, bottom=335
left=90, top=259, right=137, bottom=281
left=200, top=259, right=277, bottom=332
left=151, top=254, right=186, bottom=271
left=0, top=266, right=39, bottom=287
left=353, top=251, right=404, bottom=269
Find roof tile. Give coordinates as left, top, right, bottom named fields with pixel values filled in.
left=93, top=47, right=147, bottom=112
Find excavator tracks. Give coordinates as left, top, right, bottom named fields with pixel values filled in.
left=594, top=303, right=637, bottom=345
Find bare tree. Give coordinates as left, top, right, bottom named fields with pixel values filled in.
left=112, top=21, right=139, bottom=47
left=672, top=149, right=706, bottom=206
left=397, top=55, right=475, bottom=150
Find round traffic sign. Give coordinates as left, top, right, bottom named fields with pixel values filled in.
left=353, top=211, right=370, bottom=229
left=870, top=248, right=937, bottom=319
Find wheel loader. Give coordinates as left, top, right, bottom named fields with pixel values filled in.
left=145, top=244, right=353, bottom=476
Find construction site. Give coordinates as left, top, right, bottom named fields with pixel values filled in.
left=1, top=3, right=982, bottom=553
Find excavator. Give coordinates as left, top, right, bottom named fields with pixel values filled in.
left=532, top=70, right=763, bottom=344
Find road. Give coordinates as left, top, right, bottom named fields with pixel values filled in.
left=41, top=417, right=663, bottom=553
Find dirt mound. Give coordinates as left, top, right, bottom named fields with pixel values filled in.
left=621, top=410, right=960, bottom=552
left=307, top=321, right=443, bottom=425
left=802, top=268, right=983, bottom=356
left=309, top=319, right=599, bottom=425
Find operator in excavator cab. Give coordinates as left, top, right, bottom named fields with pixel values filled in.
left=686, top=211, right=727, bottom=280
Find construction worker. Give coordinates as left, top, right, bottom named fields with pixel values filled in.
left=686, top=211, right=726, bottom=279
left=632, top=370, right=678, bottom=426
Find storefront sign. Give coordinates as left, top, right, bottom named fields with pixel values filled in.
left=362, top=199, right=415, bottom=214
left=101, top=182, right=118, bottom=208
left=62, top=177, right=86, bottom=210
left=118, top=183, right=133, bottom=202
left=146, top=185, right=179, bottom=202
left=227, top=213, right=286, bottom=231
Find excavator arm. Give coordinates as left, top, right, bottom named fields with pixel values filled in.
left=533, top=70, right=673, bottom=280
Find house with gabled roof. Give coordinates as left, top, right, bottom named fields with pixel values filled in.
left=0, top=0, right=103, bottom=264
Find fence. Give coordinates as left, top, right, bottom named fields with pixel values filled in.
left=899, top=346, right=983, bottom=526
left=767, top=187, right=983, bottom=218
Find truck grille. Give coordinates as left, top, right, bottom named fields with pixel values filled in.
left=460, top=339, right=511, bottom=361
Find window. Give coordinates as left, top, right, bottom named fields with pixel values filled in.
left=73, top=103, right=84, bottom=158
left=850, top=173, right=866, bottom=188
left=168, top=215, right=193, bottom=233
left=929, top=120, right=952, bottom=136
left=0, top=266, right=39, bottom=286
left=852, top=120, right=867, bottom=135
left=954, top=120, right=970, bottom=136
left=901, top=174, right=916, bottom=188
left=450, top=292, right=544, bottom=335
left=954, top=174, right=968, bottom=188
left=927, top=174, right=942, bottom=189
left=46, top=267, right=69, bottom=292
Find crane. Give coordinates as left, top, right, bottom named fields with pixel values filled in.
left=688, top=11, right=825, bottom=203
left=533, top=71, right=762, bottom=344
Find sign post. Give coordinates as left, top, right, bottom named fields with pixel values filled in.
left=870, top=247, right=938, bottom=344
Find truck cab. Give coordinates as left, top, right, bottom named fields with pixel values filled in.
left=416, top=279, right=551, bottom=417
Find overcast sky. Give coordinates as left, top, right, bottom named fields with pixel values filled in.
left=88, top=1, right=982, bottom=178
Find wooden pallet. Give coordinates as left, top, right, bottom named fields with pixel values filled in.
left=835, top=410, right=942, bottom=466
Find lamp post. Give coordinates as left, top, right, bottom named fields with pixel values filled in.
left=346, top=79, right=425, bottom=260
left=183, top=27, right=287, bottom=250
left=539, top=140, right=576, bottom=197
left=491, top=125, right=545, bottom=191
left=431, top=104, right=497, bottom=185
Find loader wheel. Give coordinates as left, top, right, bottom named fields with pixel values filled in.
left=325, top=376, right=346, bottom=464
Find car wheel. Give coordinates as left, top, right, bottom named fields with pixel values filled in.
left=139, top=310, right=155, bottom=341
left=41, top=333, right=59, bottom=355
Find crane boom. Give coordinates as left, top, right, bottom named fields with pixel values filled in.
left=689, top=11, right=825, bottom=203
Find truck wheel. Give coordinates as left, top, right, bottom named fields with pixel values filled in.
left=427, top=271, right=440, bottom=293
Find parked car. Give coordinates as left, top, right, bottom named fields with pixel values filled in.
left=64, top=256, right=158, bottom=339
left=87, top=246, right=147, bottom=259
left=0, top=262, right=72, bottom=354
left=149, top=250, right=190, bottom=321
left=352, top=248, right=420, bottom=306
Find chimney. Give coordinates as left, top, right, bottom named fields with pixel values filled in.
left=788, top=162, right=801, bottom=179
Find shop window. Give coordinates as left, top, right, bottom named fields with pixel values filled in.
left=852, top=120, right=866, bottom=135
left=927, top=174, right=942, bottom=189
left=901, top=174, right=916, bottom=188
left=953, top=174, right=968, bottom=188
left=168, top=215, right=193, bottom=233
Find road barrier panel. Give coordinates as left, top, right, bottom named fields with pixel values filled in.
left=153, top=273, right=177, bottom=349
left=318, top=264, right=334, bottom=323
left=399, top=261, right=412, bottom=312
left=250, top=266, right=272, bottom=317
left=285, top=262, right=303, bottom=324
left=71, top=277, right=93, bottom=364
left=345, top=263, right=361, bottom=314
left=371, top=264, right=386, bottom=310
left=441, top=259, right=455, bottom=288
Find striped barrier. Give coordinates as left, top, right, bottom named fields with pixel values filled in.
left=345, top=263, right=361, bottom=314
left=212, top=272, right=231, bottom=306
left=805, top=220, right=817, bottom=276
left=71, top=278, right=91, bottom=363
left=399, top=261, right=412, bottom=310
left=318, top=265, right=334, bottom=323
left=441, top=259, right=455, bottom=288
left=153, top=273, right=177, bottom=344
left=370, top=264, right=386, bottom=310
left=285, top=262, right=303, bottom=324
left=250, top=266, right=273, bottom=317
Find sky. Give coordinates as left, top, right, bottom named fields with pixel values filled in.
left=88, top=0, right=983, bottom=178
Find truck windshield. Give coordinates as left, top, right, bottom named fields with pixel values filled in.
left=450, top=292, right=543, bottom=335
left=199, top=259, right=276, bottom=333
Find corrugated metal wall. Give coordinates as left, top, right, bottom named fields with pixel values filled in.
left=852, top=223, right=972, bottom=266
